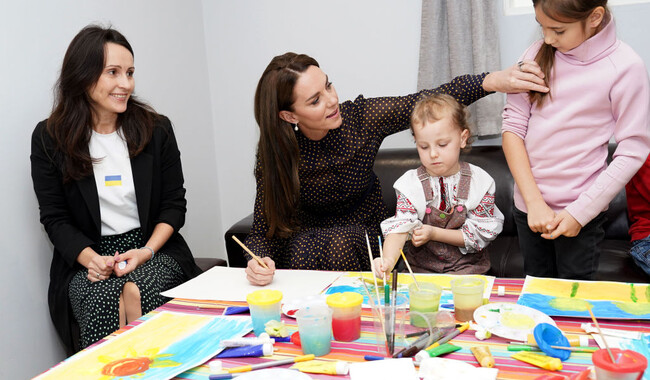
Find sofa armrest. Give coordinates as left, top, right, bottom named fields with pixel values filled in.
left=194, top=257, right=227, bottom=272
left=224, top=213, right=254, bottom=268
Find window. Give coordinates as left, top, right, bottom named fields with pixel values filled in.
left=504, top=0, right=650, bottom=16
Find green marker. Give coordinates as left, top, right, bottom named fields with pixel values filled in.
left=508, top=344, right=541, bottom=352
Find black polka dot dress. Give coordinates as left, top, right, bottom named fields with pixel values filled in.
left=68, top=228, right=185, bottom=348
left=244, top=74, right=490, bottom=271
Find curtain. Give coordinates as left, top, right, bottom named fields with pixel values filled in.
left=418, top=0, right=502, bottom=137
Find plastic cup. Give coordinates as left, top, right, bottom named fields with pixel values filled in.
left=592, top=348, right=647, bottom=380
left=326, top=292, right=363, bottom=341
left=450, top=277, right=485, bottom=322
left=408, top=282, right=442, bottom=327
left=296, top=305, right=332, bottom=356
left=371, top=294, right=409, bottom=356
left=246, top=289, right=283, bottom=336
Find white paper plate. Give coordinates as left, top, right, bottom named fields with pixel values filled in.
left=236, top=368, right=311, bottom=379
left=282, top=294, right=328, bottom=318
left=473, top=302, right=555, bottom=341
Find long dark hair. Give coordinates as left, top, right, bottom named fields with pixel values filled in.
left=530, top=0, right=609, bottom=106
left=47, top=24, right=158, bottom=182
left=254, top=52, right=319, bottom=238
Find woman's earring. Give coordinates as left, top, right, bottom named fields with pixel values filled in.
left=293, top=123, right=299, bottom=132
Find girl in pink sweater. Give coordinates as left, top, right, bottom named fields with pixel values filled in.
left=502, top=0, right=650, bottom=279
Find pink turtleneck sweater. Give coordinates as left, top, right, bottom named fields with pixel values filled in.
left=502, top=19, right=650, bottom=226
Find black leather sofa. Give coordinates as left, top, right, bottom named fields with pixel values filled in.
left=225, top=145, right=649, bottom=283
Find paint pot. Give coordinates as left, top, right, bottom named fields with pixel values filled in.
left=450, top=277, right=485, bottom=322
left=296, top=305, right=332, bottom=356
left=533, top=323, right=571, bottom=361
left=408, top=282, right=442, bottom=327
left=592, top=348, right=647, bottom=380
left=326, top=292, right=363, bottom=341
left=246, top=289, right=283, bottom=336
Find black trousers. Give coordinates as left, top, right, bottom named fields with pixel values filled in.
left=513, top=207, right=606, bottom=280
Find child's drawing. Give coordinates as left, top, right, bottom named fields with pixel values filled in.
left=35, top=311, right=252, bottom=380
left=517, top=276, right=650, bottom=320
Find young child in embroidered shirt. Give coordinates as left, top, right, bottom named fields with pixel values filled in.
left=374, top=94, right=504, bottom=277
left=502, top=0, right=650, bottom=279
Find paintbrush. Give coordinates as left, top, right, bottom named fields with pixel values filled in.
left=231, top=236, right=269, bottom=269
left=365, top=231, right=382, bottom=306
left=587, top=306, right=616, bottom=363
left=378, top=236, right=389, bottom=305
left=400, top=249, right=420, bottom=290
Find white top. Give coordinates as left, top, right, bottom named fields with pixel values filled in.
left=89, top=129, right=140, bottom=236
left=381, top=163, right=504, bottom=254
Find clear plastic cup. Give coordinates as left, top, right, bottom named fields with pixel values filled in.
left=408, top=282, right=442, bottom=327
left=371, top=294, right=409, bottom=356
left=246, top=289, right=283, bottom=336
left=450, top=277, right=485, bottom=322
left=326, top=292, right=363, bottom=341
left=296, top=305, right=332, bottom=356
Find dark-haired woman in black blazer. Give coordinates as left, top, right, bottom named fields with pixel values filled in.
left=30, top=25, right=201, bottom=354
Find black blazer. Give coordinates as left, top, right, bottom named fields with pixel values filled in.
left=30, top=115, right=201, bottom=354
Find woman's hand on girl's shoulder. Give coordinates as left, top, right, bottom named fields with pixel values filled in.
left=483, top=60, right=549, bottom=94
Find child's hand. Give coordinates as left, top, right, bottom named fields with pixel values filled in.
left=372, top=257, right=393, bottom=278
left=411, top=225, right=436, bottom=247
left=526, top=200, right=556, bottom=234
left=541, top=210, right=582, bottom=239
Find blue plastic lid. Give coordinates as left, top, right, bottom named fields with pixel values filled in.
left=533, top=323, right=571, bottom=361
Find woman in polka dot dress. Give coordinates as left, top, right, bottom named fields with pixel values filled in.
left=30, top=25, right=202, bottom=353
left=245, top=52, right=548, bottom=285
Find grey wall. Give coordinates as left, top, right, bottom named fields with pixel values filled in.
left=1, top=1, right=216, bottom=378
left=2, top=1, right=649, bottom=378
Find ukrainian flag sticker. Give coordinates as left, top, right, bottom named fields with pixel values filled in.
left=105, top=175, right=122, bottom=186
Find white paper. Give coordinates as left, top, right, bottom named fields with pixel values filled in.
left=161, top=267, right=343, bottom=302
left=349, top=358, right=418, bottom=380
left=419, top=357, right=498, bottom=380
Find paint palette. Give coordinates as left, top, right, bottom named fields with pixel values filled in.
left=282, top=294, right=327, bottom=319
left=473, top=302, right=556, bottom=341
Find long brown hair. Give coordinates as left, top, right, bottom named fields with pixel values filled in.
left=530, top=0, right=609, bottom=106
left=47, top=25, right=158, bottom=182
left=254, top=52, right=319, bottom=238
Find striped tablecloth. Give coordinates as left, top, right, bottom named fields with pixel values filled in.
left=77, top=277, right=650, bottom=379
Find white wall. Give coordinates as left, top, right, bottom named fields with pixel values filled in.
left=3, top=1, right=650, bottom=378
left=0, top=1, right=215, bottom=378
